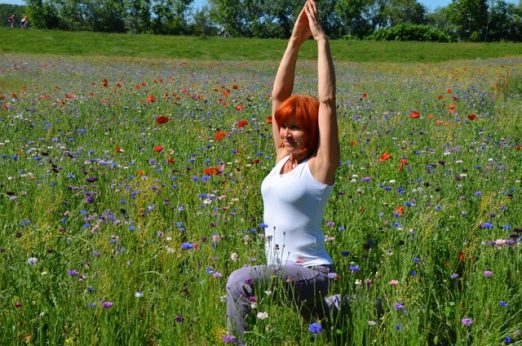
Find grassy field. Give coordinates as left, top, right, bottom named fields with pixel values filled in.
left=1, top=30, right=522, bottom=345
left=1, top=27, right=522, bottom=62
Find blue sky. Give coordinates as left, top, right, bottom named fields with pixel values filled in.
left=1, top=0, right=519, bottom=12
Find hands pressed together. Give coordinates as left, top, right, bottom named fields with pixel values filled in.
left=291, top=0, right=326, bottom=44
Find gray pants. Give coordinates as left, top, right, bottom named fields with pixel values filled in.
left=226, top=263, right=337, bottom=339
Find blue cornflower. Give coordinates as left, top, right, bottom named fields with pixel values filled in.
left=499, top=301, right=509, bottom=307
left=308, top=322, right=322, bottom=335
left=181, top=242, right=193, bottom=250
left=503, top=336, right=512, bottom=344
left=349, top=263, right=360, bottom=272
left=481, top=222, right=494, bottom=229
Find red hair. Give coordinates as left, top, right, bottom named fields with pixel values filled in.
left=274, top=94, right=319, bottom=154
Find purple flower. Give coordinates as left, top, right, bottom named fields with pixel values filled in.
left=450, top=273, right=460, bottom=279
left=499, top=301, right=509, bottom=307
left=483, top=270, right=493, bottom=278
left=504, top=336, right=513, bottom=344
left=175, top=315, right=184, bottom=323
left=86, top=176, right=97, bottom=183
left=461, top=317, right=473, bottom=326
left=68, top=269, right=79, bottom=276
left=393, top=302, right=405, bottom=311
left=308, top=322, right=322, bottom=335
left=102, top=301, right=113, bottom=309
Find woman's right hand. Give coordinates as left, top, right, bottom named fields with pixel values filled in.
left=291, top=6, right=312, bottom=44
left=304, top=0, right=326, bottom=41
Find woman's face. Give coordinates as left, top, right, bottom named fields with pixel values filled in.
left=279, top=114, right=309, bottom=156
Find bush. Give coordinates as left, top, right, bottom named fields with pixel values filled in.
left=367, top=24, right=452, bottom=42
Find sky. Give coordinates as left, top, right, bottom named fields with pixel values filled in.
left=1, top=0, right=519, bottom=12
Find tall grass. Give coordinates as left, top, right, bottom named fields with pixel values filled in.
left=0, top=52, right=521, bottom=345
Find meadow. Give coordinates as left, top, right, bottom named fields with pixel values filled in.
left=0, top=42, right=521, bottom=345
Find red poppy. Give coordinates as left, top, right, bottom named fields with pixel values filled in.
left=146, top=95, right=156, bottom=103
left=115, top=146, right=124, bottom=153
left=399, top=158, right=408, bottom=171
left=235, top=104, right=245, bottom=112
left=167, top=157, right=175, bottom=164
left=11, top=93, right=18, bottom=99
left=447, top=88, right=453, bottom=94
left=232, top=84, right=239, bottom=90
left=394, top=206, right=405, bottom=216
left=467, top=114, right=476, bottom=121
left=437, top=95, right=444, bottom=100
left=204, top=167, right=220, bottom=175
left=153, top=145, right=163, bottom=153
left=214, top=131, right=227, bottom=141
left=102, top=79, right=109, bottom=87
left=116, top=82, right=122, bottom=89
left=65, top=92, right=76, bottom=100
left=379, top=152, right=392, bottom=161
left=137, top=170, right=145, bottom=176
left=458, top=251, right=465, bottom=261
left=410, top=111, right=420, bottom=119
left=515, top=145, right=521, bottom=151
left=449, top=104, right=456, bottom=113
left=236, top=119, right=248, bottom=128
left=361, top=92, right=368, bottom=99
left=156, top=115, right=169, bottom=124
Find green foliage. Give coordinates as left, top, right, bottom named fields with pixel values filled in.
left=367, top=23, right=452, bottom=42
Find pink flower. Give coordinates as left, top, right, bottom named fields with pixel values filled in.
left=389, top=279, right=399, bottom=286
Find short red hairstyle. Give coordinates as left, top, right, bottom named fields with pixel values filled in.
left=274, top=94, right=320, bottom=154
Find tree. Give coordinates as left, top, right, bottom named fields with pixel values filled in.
left=486, top=0, right=522, bottom=41
left=447, top=0, right=488, bottom=40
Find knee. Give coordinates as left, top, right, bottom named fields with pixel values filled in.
left=226, top=267, right=252, bottom=297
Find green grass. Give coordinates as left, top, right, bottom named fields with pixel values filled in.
left=0, top=39, right=522, bottom=345
left=1, top=27, right=522, bottom=62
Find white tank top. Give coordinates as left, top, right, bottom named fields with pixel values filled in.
left=261, top=156, right=334, bottom=267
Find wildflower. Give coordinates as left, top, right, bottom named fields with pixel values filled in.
left=468, top=114, right=476, bottom=121
left=504, top=336, right=513, bottom=344
left=257, top=311, right=269, bottom=320
left=450, top=273, right=460, bottom=279
left=135, top=291, right=143, bottom=298
left=499, top=301, right=508, bottom=307
left=308, top=322, right=322, bottom=335
left=214, top=131, right=227, bottom=141
left=236, top=119, right=248, bottom=128
left=229, top=252, right=239, bottom=262
left=483, top=270, right=493, bottom=277
left=349, top=263, right=360, bottom=272
left=461, top=317, right=473, bottom=326
left=480, top=222, right=493, bottom=229
left=389, top=279, right=399, bottom=286
left=368, top=320, right=377, bottom=326
left=102, top=301, right=113, bottom=309
left=410, top=111, right=420, bottom=119
left=26, top=257, right=38, bottom=265
left=146, top=95, right=156, bottom=103
left=153, top=145, right=164, bottom=153
left=327, top=272, right=338, bottom=280
left=379, top=152, right=392, bottom=161
left=393, top=302, right=405, bottom=311
left=181, top=242, right=193, bottom=250
left=175, top=315, right=184, bottom=323
left=156, top=115, right=169, bottom=124
left=68, top=269, right=79, bottom=276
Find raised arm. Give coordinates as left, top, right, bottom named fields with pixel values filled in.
left=271, top=6, right=311, bottom=155
left=305, top=0, right=340, bottom=185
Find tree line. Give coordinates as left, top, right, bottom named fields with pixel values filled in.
left=3, top=0, right=522, bottom=41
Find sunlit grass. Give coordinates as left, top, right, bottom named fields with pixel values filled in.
left=0, top=52, right=521, bottom=345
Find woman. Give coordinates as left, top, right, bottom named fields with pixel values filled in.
left=226, top=0, right=340, bottom=341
